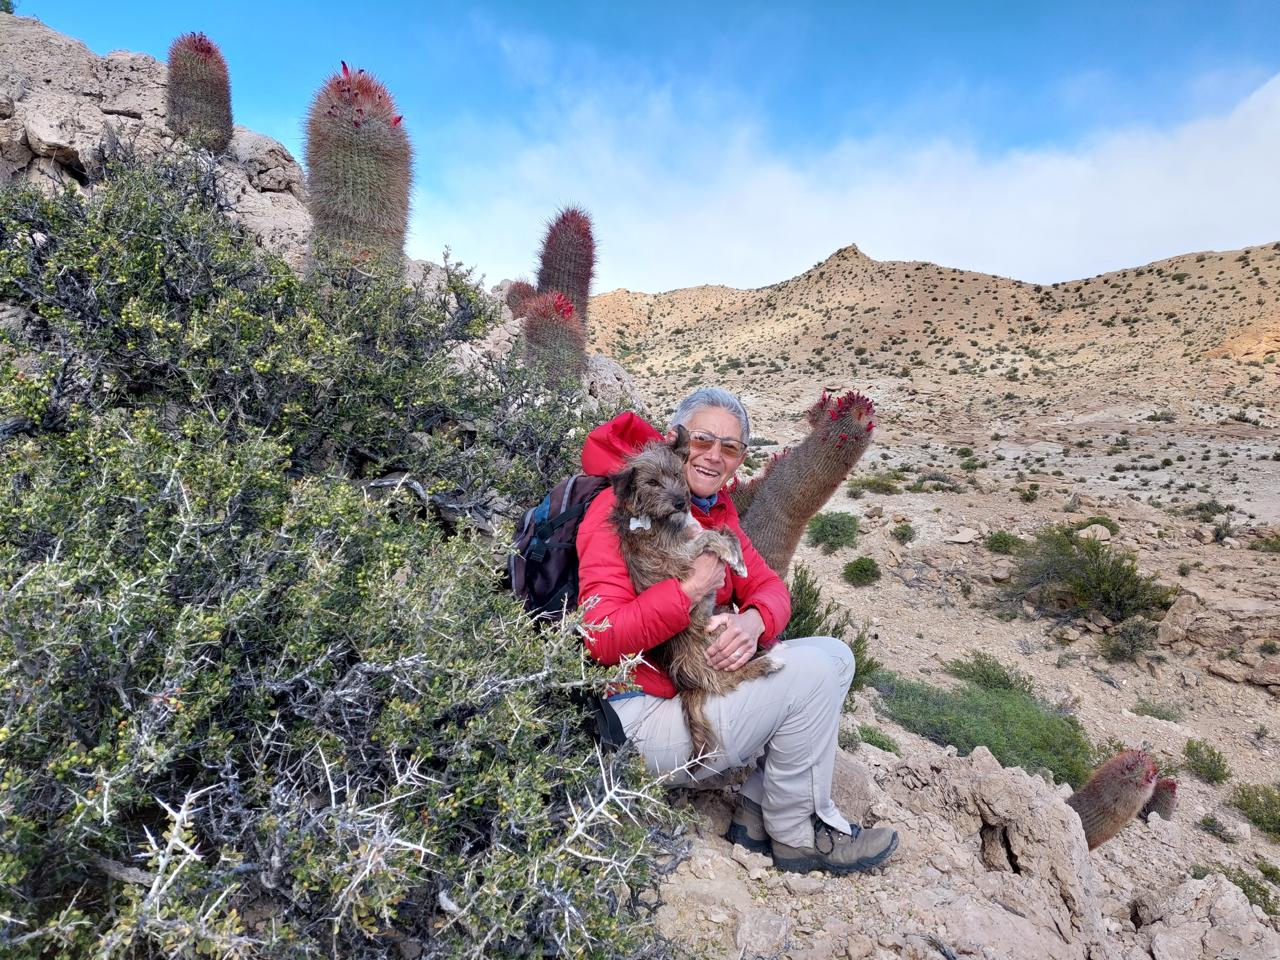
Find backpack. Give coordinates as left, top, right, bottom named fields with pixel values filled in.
left=508, top=473, right=610, bottom=620
left=508, top=472, right=627, bottom=750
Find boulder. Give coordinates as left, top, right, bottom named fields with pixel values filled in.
left=1133, top=874, right=1280, bottom=959
left=0, top=15, right=312, bottom=267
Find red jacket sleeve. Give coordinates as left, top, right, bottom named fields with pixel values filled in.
left=728, top=524, right=791, bottom=649
left=576, top=490, right=693, bottom=665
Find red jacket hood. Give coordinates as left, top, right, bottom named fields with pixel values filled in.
left=580, top=412, right=665, bottom=477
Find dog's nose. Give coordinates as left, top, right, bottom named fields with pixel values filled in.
left=672, top=497, right=688, bottom=512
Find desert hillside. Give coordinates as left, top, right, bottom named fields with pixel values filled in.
left=592, top=243, right=1280, bottom=958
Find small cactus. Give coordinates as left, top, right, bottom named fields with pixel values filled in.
left=522, top=291, right=586, bottom=386
left=730, top=391, right=875, bottom=576
left=1066, top=750, right=1158, bottom=850
left=1141, top=778, right=1178, bottom=821
left=166, top=33, right=233, bottom=152
left=506, top=279, right=536, bottom=315
left=536, top=207, right=595, bottom=327
left=304, top=62, right=411, bottom=266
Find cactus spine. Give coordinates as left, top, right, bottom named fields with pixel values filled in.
left=1066, top=750, right=1158, bottom=850
left=1141, top=778, right=1178, bottom=821
left=506, top=279, right=536, bottom=315
left=166, top=33, right=233, bottom=152
left=522, top=291, right=586, bottom=386
left=730, top=391, right=875, bottom=576
left=536, top=207, right=596, bottom=328
left=304, top=62, right=411, bottom=266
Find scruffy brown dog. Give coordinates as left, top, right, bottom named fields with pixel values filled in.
left=609, top=426, right=781, bottom=756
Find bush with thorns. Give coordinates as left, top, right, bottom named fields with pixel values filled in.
left=0, top=155, right=680, bottom=958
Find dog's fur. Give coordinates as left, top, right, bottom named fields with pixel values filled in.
left=609, top=426, right=781, bottom=756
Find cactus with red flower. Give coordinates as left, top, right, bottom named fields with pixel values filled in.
left=522, top=291, right=586, bottom=386
left=730, top=390, right=875, bottom=576
left=304, top=62, right=411, bottom=266
left=1066, top=749, right=1158, bottom=850
left=166, top=33, right=233, bottom=152
left=536, top=207, right=596, bottom=329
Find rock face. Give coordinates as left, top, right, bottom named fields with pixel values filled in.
left=658, top=739, right=1280, bottom=960
left=0, top=13, right=311, bottom=268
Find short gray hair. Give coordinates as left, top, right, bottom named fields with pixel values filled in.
left=670, top=387, right=751, bottom=443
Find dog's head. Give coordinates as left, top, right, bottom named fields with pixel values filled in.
left=610, top=426, right=692, bottom=527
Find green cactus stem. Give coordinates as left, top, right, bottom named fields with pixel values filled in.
left=1066, top=750, right=1157, bottom=850
left=522, top=291, right=586, bottom=386
left=1141, top=778, right=1178, bottom=821
left=304, top=62, right=411, bottom=266
left=536, top=207, right=595, bottom=327
left=166, top=33, right=233, bottom=153
left=730, top=391, right=875, bottom=576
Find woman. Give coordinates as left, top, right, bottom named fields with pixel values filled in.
left=575, top=387, right=899, bottom=875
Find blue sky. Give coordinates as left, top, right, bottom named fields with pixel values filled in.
left=17, top=1, right=1280, bottom=291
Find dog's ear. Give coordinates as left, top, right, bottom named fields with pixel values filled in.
left=670, top=424, right=690, bottom=460
left=610, top=466, right=636, bottom=502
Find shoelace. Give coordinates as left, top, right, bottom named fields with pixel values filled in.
left=814, top=819, right=862, bottom=854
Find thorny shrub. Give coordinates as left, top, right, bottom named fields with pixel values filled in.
left=0, top=156, right=679, bottom=958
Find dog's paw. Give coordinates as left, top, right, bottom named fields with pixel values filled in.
left=762, top=656, right=784, bottom=674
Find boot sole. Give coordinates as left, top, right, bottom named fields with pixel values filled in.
left=771, top=832, right=899, bottom=875
left=725, top=821, right=772, bottom=855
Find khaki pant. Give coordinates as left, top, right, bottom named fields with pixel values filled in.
left=609, top=635, right=854, bottom=847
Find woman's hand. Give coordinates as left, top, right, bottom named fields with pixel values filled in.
left=679, top=551, right=725, bottom=604
left=706, top=609, right=765, bottom=671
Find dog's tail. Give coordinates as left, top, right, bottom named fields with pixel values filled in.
left=682, top=688, right=718, bottom=759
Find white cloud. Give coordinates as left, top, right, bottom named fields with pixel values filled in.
left=406, top=70, right=1280, bottom=292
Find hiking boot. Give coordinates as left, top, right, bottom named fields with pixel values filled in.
left=770, top=817, right=899, bottom=875
left=725, top=795, right=770, bottom=855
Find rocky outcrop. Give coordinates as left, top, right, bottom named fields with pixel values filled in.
left=0, top=13, right=310, bottom=268
left=657, top=735, right=1280, bottom=960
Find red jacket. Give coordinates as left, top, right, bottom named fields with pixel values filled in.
left=576, top=412, right=792, bottom=698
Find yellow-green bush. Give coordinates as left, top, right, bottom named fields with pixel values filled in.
left=0, top=156, right=675, bottom=958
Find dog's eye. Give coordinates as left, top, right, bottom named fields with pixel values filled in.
left=646, top=479, right=660, bottom=487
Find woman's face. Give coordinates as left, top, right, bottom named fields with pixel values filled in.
left=677, top=406, right=747, bottom=499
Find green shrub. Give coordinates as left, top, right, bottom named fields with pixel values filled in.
left=1231, top=783, right=1280, bottom=841
left=984, top=530, right=1025, bottom=554
left=1183, top=738, right=1232, bottom=784
left=1250, top=535, right=1280, bottom=554
left=1070, top=515, right=1120, bottom=535
left=0, top=157, right=668, bottom=958
left=842, top=556, right=881, bottom=587
left=871, top=674, right=1096, bottom=786
left=1191, top=865, right=1278, bottom=913
left=806, top=511, right=860, bottom=554
left=943, top=651, right=1034, bottom=694
left=1010, top=525, right=1174, bottom=621
left=1185, top=498, right=1230, bottom=522
left=847, top=468, right=905, bottom=497
left=1257, top=858, right=1280, bottom=886
left=1097, top=617, right=1157, bottom=662
left=1197, top=816, right=1239, bottom=844
left=779, top=564, right=881, bottom=690
left=1133, top=698, right=1182, bottom=722
left=838, top=724, right=862, bottom=752
left=858, top=724, right=901, bottom=755
left=890, top=522, right=916, bottom=544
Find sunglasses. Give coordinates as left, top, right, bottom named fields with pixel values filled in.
left=688, top=430, right=747, bottom=460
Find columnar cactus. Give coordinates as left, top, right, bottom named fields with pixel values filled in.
left=536, top=207, right=595, bottom=327
left=730, top=390, right=875, bottom=576
left=522, top=291, right=586, bottom=386
left=1141, top=778, right=1178, bottom=821
left=166, top=33, right=233, bottom=153
left=304, top=62, right=411, bottom=266
left=506, top=279, right=536, bottom=315
left=1066, top=750, right=1158, bottom=850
